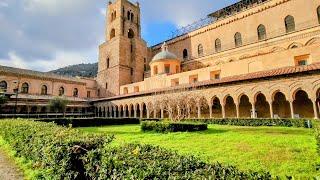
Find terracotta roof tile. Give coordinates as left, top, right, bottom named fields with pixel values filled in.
left=0, top=65, right=85, bottom=84
left=94, top=63, right=320, bottom=102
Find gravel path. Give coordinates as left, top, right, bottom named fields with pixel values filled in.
left=0, top=150, right=23, bottom=180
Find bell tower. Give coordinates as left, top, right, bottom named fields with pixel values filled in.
left=97, top=0, right=148, bottom=97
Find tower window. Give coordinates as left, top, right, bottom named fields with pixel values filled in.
left=21, top=83, right=29, bottom=94
left=131, top=13, right=134, bottom=22
left=110, top=29, right=115, bottom=39
left=87, top=91, right=91, bottom=98
left=257, top=24, right=266, bottom=40
left=317, top=6, right=320, bottom=24
left=41, top=85, right=47, bottom=95
left=127, top=11, right=130, bottom=20
left=131, top=68, right=134, bottom=76
left=198, top=44, right=203, bottom=57
left=107, top=58, right=110, bottom=68
left=285, top=15, right=295, bottom=33
left=183, top=49, right=188, bottom=60
left=73, top=88, right=78, bottom=97
left=106, top=83, right=108, bottom=89
left=215, top=38, right=221, bottom=52
left=144, top=58, right=147, bottom=71
left=234, top=32, right=242, bottom=47
left=0, top=81, right=7, bottom=92
left=164, top=64, right=170, bottom=74
left=128, top=29, right=134, bottom=39
left=154, top=66, right=158, bottom=75
left=59, top=87, right=64, bottom=96
left=123, top=87, right=128, bottom=94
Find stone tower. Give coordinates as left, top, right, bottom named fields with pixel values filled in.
left=97, top=0, right=148, bottom=97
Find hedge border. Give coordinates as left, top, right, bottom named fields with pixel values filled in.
left=141, top=121, right=208, bottom=133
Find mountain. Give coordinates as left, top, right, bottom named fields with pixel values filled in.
left=50, top=63, right=98, bottom=78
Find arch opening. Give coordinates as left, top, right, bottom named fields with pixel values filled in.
left=0, top=81, right=7, bottom=92
left=239, top=95, right=252, bottom=118
left=234, top=32, right=242, bottom=47
left=293, top=90, right=313, bottom=118
left=257, top=24, right=266, bottom=40
left=225, top=96, right=236, bottom=117
left=183, top=49, right=188, bottom=60
left=285, top=15, right=295, bottom=33
left=272, top=92, right=290, bottom=118
left=211, top=97, right=222, bottom=118
left=255, top=93, right=270, bottom=118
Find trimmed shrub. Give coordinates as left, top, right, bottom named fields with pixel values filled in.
left=91, top=144, right=273, bottom=179
left=0, top=120, right=113, bottom=179
left=141, top=121, right=208, bottom=133
left=182, top=118, right=312, bottom=128
left=36, top=117, right=140, bottom=127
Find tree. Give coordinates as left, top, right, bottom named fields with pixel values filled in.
left=49, top=97, right=69, bottom=117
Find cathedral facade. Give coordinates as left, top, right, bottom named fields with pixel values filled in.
left=1, top=0, right=320, bottom=119
left=94, top=0, right=320, bottom=119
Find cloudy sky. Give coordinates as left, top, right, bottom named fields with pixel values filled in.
left=0, top=0, right=237, bottom=72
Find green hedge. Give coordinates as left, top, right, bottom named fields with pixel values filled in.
left=36, top=117, right=140, bottom=127
left=141, top=121, right=208, bottom=133
left=91, top=144, right=273, bottom=179
left=0, top=120, right=275, bottom=179
left=182, top=118, right=312, bottom=128
left=0, top=120, right=113, bottom=179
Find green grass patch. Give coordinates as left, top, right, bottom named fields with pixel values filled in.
left=0, top=137, right=43, bottom=180
left=79, top=124, right=320, bottom=178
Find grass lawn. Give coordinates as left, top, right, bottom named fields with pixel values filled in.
left=79, top=124, right=320, bottom=178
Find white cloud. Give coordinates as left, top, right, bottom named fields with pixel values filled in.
left=0, top=1, right=8, bottom=7
left=0, top=50, right=96, bottom=72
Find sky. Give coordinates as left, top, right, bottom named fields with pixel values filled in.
left=0, top=0, right=238, bottom=72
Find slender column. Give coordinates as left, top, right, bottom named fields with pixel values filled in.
left=197, top=103, right=201, bottom=119
left=221, top=103, right=226, bottom=118
left=153, top=109, right=157, bottom=118
left=235, top=103, right=240, bottom=118
left=251, top=103, right=256, bottom=118
left=313, top=101, right=319, bottom=119
left=161, top=108, right=164, bottom=119
left=114, top=109, right=117, bottom=118
left=147, top=109, right=150, bottom=119
left=209, top=103, right=213, bottom=119
left=269, top=102, right=274, bottom=119
left=289, top=101, right=295, bottom=119
left=109, top=108, right=112, bottom=118
left=124, top=107, right=127, bottom=118
left=128, top=108, right=132, bottom=118
left=134, top=106, right=137, bottom=118
left=140, top=108, right=143, bottom=119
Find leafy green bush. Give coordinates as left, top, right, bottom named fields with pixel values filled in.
left=90, top=144, right=273, bottom=179
left=36, top=117, right=140, bottom=127
left=182, top=118, right=312, bottom=128
left=141, top=121, right=208, bottom=133
left=0, top=120, right=113, bottom=179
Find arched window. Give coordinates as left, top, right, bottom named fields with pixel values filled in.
left=198, top=44, right=203, bottom=57
left=285, top=15, right=295, bottom=33
left=73, top=88, right=78, bottom=97
left=21, top=83, right=29, bottom=94
left=114, top=11, right=116, bottom=20
left=106, top=58, right=110, bottom=68
left=215, top=38, right=221, bottom=52
left=41, top=85, right=47, bottom=95
left=131, top=13, right=134, bottom=22
left=127, top=11, right=130, bottom=20
left=128, top=29, right=134, bottom=38
left=110, top=29, right=115, bottom=39
left=59, top=87, right=64, bottom=96
left=0, top=81, right=7, bottom=92
left=234, top=32, right=242, bottom=47
left=317, top=6, right=320, bottom=24
left=257, top=24, right=266, bottom=40
left=183, top=49, right=188, bottom=60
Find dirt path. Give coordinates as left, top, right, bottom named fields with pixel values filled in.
left=0, top=150, right=23, bottom=180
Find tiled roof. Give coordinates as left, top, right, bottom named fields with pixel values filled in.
left=94, top=62, right=320, bottom=102
left=0, top=65, right=85, bottom=84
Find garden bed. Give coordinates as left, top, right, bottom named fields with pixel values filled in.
left=0, top=120, right=274, bottom=179
left=141, top=121, right=208, bottom=133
